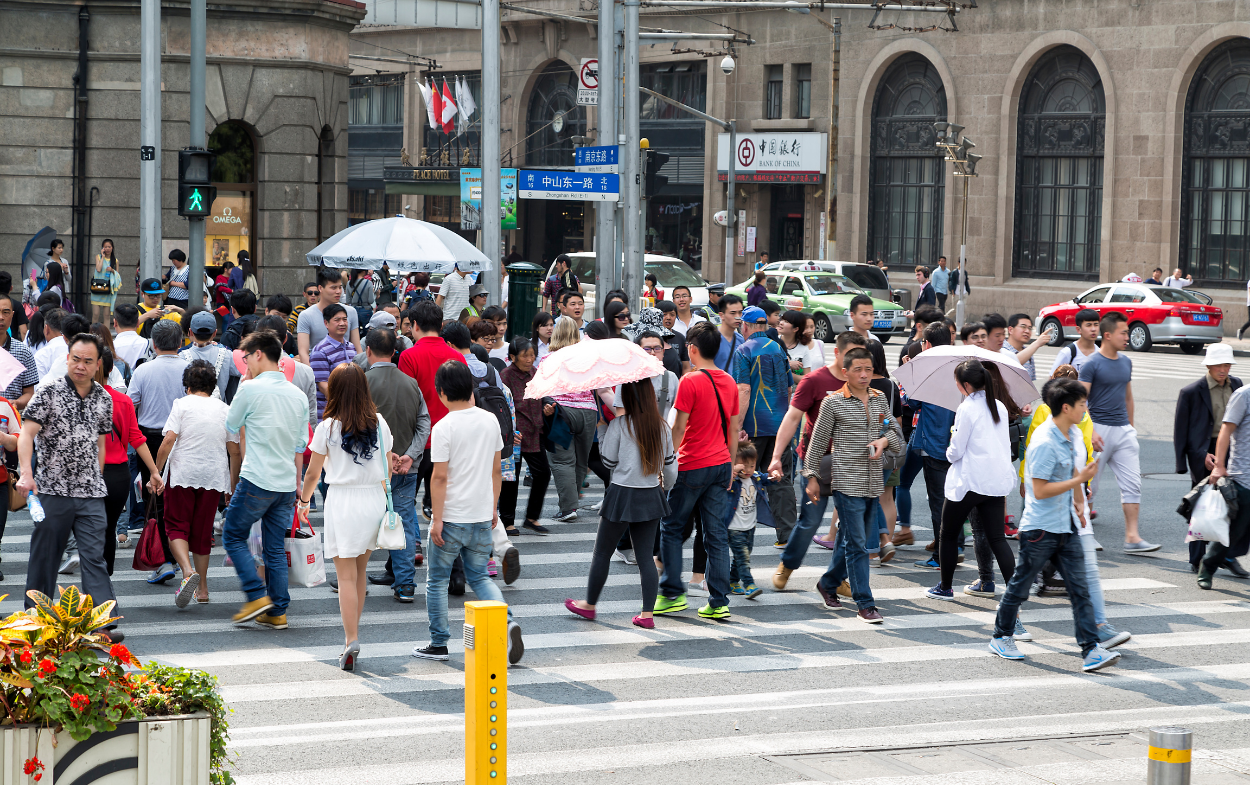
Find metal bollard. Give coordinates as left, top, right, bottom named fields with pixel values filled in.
left=465, top=600, right=509, bottom=784
left=1147, top=726, right=1192, bottom=785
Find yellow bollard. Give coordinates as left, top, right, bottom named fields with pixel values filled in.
left=465, top=600, right=508, bottom=785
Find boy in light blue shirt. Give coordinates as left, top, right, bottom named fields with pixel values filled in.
left=988, top=378, right=1119, bottom=673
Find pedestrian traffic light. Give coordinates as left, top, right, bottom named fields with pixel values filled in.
left=177, top=148, right=217, bottom=218
left=644, top=150, right=670, bottom=198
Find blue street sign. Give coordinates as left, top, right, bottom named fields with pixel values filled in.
left=518, top=170, right=620, bottom=201
left=574, top=145, right=619, bottom=173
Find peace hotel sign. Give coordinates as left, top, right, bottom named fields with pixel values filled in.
left=716, top=132, right=827, bottom=184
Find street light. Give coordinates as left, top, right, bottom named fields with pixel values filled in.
left=935, top=121, right=978, bottom=328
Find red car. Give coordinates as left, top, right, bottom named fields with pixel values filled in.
left=1037, top=282, right=1223, bottom=354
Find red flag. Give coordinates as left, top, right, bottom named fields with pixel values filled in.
left=440, top=78, right=458, bottom=133
left=430, top=81, right=444, bottom=132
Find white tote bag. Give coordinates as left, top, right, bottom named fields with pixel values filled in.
left=286, top=515, right=327, bottom=587
left=1187, top=484, right=1231, bottom=547
left=376, top=479, right=406, bottom=551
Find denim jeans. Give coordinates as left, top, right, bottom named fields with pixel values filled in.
left=426, top=520, right=511, bottom=647
left=868, top=467, right=892, bottom=555
left=728, top=527, right=755, bottom=585
left=1081, top=534, right=1107, bottom=626
left=386, top=471, right=423, bottom=589
left=817, top=492, right=879, bottom=609
left=894, top=448, right=924, bottom=527
left=781, top=491, right=830, bottom=570
left=993, top=527, right=1099, bottom=655
left=659, top=463, right=732, bottom=608
left=221, top=477, right=295, bottom=613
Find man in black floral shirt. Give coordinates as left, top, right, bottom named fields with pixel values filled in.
left=19, top=333, right=136, bottom=642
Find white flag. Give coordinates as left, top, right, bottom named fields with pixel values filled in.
left=440, top=78, right=459, bottom=129
left=459, top=76, right=476, bottom=123
left=417, top=79, right=437, bottom=128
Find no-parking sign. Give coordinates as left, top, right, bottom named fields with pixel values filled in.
left=578, top=58, right=598, bottom=105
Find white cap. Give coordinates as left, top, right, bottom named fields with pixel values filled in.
left=1204, top=343, right=1237, bottom=366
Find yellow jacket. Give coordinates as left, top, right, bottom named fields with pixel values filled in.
left=1019, top=406, right=1094, bottom=480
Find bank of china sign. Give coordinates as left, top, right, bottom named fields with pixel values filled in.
left=716, top=132, right=827, bottom=184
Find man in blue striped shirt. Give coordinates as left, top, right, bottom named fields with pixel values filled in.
left=309, top=303, right=353, bottom=421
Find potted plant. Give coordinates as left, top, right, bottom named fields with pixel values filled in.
left=1, top=587, right=234, bottom=784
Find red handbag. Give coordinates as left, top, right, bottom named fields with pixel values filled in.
left=131, top=496, right=166, bottom=571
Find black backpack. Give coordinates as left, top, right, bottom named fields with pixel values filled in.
left=472, top=365, right=515, bottom=450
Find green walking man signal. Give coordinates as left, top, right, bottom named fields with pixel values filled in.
left=188, top=188, right=204, bottom=212
left=178, top=148, right=217, bottom=217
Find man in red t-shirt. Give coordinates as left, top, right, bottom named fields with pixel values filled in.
left=655, top=322, right=741, bottom=620
left=767, top=331, right=868, bottom=588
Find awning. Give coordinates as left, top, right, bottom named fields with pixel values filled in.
left=385, top=182, right=460, bottom=196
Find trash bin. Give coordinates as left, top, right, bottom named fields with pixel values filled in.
left=506, top=261, right=544, bottom=343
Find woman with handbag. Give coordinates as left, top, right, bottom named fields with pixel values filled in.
left=90, top=239, right=122, bottom=324
left=500, top=337, right=552, bottom=537
left=542, top=316, right=599, bottom=523
left=565, top=377, right=677, bottom=629
left=925, top=359, right=1019, bottom=603
left=99, top=349, right=163, bottom=568
left=296, top=362, right=393, bottom=671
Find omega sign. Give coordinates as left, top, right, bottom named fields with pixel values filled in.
left=213, top=207, right=242, bottom=224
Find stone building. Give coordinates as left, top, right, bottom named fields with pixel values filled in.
left=0, top=0, right=364, bottom=303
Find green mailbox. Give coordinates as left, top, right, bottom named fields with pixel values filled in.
left=506, top=261, right=545, bottom=342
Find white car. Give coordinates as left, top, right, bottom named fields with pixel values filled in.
left=546, top=252, right=710, bottom=314
left=758, top=260, right=906, bottom=306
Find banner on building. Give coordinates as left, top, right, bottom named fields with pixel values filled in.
left=460, top=168, right=518, bottom=230
left=716, top=132, right=827, bottom=184
left=746, top=226, right=756, bottom=253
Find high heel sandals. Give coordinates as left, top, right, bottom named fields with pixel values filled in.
left=339, top=640, right=360, bottom=671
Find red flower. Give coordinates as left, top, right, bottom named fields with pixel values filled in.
left=18, top=649, right=32, bottom=664
left=69, top=693, right=90, bottom=712
left=23, top=757, right=45, bottom=780
left=108, top=643, right=133, bottom=665
left=37, top=659, right=56, bottom=677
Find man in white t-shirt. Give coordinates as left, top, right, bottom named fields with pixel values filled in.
left=436, top=266, right=474, bottom=322
left=413, top=360, right=523, bottom=665
left=848, top=294, right=881, bottom=343
left=112, top=304, right=150, bottom=370
left=1163, top=268, right=1194, bottom=289
left=670, top=285, right=706, bottom=337
left=1050, top=308, right=1101, bottom=377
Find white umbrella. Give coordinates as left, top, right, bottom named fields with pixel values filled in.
left=892, top=345, right=1040, bottom=410
left=305, top=216, right=492, bottom=274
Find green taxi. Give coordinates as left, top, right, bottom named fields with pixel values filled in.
left=727, top=269, right=908, bottom=342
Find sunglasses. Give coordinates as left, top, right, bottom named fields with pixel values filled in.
left=615, top=313, right=631, bottom=320
left=304, top=290, right=318, bottom=296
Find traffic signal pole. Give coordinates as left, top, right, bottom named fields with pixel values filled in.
left=187, top=0, right=207, bottom=307
left=481, top=0, right=502, bottom=303
left=621, top=0, right=642, bottom=303
left=139, top=0, right=161, bottom=282
left=594, top=0, right=616, bottom=318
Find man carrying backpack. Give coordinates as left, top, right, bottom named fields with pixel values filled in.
left=179, top=312, right=240, bottom=403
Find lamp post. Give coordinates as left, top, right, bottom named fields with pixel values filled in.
left=933, top=121, right=980, bottom=329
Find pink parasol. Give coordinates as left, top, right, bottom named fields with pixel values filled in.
left=524, top=337, right=664, bottom=399
left=0, top=347, right=26, bottom=393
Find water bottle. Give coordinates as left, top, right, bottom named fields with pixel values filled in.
left=28, top=492, right=45, bottom=523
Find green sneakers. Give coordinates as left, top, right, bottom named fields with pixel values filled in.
left=697, top=603, right=731, bottom=620
left=653, top=594, right=688, bottom=614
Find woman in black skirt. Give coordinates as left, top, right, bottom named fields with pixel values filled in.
left=565, top=378, right=677, bottom=629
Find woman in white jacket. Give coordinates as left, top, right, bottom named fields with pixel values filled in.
left=927, top=359, right=1019, bottom=602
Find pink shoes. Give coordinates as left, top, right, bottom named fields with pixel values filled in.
left=564, top=598, right=596, bottom=620
left=632, top=615, right=654, bottom=629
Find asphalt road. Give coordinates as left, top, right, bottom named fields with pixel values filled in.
left=3, top=343, right=1250, bottom=785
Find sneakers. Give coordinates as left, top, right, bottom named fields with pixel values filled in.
left=1013, top=618, right=1032, bottom=641
left=1004, top=521, right=1019, bottom=539
left=488, top=558, right=498, bottom=578
left=878, top=542, right=896, bottom=564
left=508, top=621, right=524, bottom=664
left=1082, top=645, right=1121, bottom=672
left=147, top=562, right=176, bottom=584
left=1097, top=623, right=1131, bottom=649
left=523, top=521, right=551, bottom=535
left=816, top=582, right=843, bottom=611
left=412, top=644, right=449, bottom=661
left=742, top=582, right=762, bottom=599
left=772, top=564, right=794, bottom=590
left=555, top=511, right=578, bottom=523
left=501, top=547, right=521, bottom=585
left=891, top=527, right=915, bottom=547
left=1123, top=540, right=1162, bottom=555
left=232, top=596, right=274, bottom=625
left=925, top=583, right=955, bottom=601
left=687, top=580, right=708, bottom=596
left=1038, top=578, right=1068, bottom=597
left=58, top=553, right=80, bottom=575
left=255, top=613, right=287, bottom=630
left=857, top=607, right=884, bottom=624
left=728, top=581, right=744, bottom=595
left=614, top=549, right=633, bottom=564
left=653, top=594, right=688, bottom=615
left=963, top=579, right=996, bottom=598
left=915, top=556, right=940, bottom=569
left=989, top=636, right=1025, bottom=660
left=697, top=603, right=731, bottom=620
left=174, top=573, right=201, bottom=609
left=394, top=584, right=416, bottom=603
left=773, top=540, right=787, bottom=549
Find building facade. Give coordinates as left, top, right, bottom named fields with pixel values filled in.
left=0, top=0, right=363, bottom=302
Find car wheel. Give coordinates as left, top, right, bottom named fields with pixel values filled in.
left=813, top=314, right=833, bottom=342
left=1180, top=341, right=1204, bottom=355
left=1128, top=321, right=1153, bottom=352
left=1041, top=317, right=1065, bottom=347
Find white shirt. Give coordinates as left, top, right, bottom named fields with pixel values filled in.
left=729, top=481, right=758, bottom=531
left=1163, top=276, right=1192, bottom=289
left=806, top=339, right=826, bottom=367
left=1049, top=341, right=1098, bottom=378
left=162, top=394, right=240, bottom=492
left=673, top=312, right=706, bottom=337
left=784, top=341, right=817, bottom=372
left=944, top=390, right=1017, bottom=501
left=439, top=271, right=474, bottom=321
left=38, top=356, right=124, bottom=391
left=430, top=405, right=503, bottom=522
left=112, top=330, right=149, bottom=370
left=612, top=370, right=679, bottom=419
left=310, top=415, right=392, bottom=487
left=33, top=336, right=66, bottom=379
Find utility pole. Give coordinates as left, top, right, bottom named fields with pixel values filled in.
left=595, top=0, right=616, bottom=317
left=140, top=0, right=161, bottom=281
left=187, top=0, right=206, bottom=307
left=827, top=17, right=839, bottom=261
left=482, top=0, right=502, bottom=302
left=621, top=0, right=642, bottom=304
left=725, top=120, right=735, bottom=284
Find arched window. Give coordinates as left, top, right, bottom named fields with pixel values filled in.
left=1181, top=39, right=1250, bottom=285
left=525, top=63, right=586, bottom=167
left=207, top=121, right=257, bottom=269
left=867, top=54, right=946, bottom=268
left=1013, top=46, right=1105, bottom=279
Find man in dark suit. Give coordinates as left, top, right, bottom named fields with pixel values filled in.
left=913, top=265, right=936, bottom=309
left=1175, top=343, right=1249, bottom=575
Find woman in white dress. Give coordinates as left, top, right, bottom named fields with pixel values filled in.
left=297, top=363, right=392, bottom=671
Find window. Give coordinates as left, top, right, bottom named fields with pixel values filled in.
left=1077, top=286, right=1109, bottom=304
left=349, top=77, right=404, bottom=126
left=348, top=189, right=402, bottom=225
left=1109, top=287, right=1146, bottom=303
left=781, top=276, right=804, bottom=296
left=794, top=64, right=812, bottom=119
left=765, top=65, right=784, bottom=120
left=640, top=62, right=707, bottom=119
left=206, top=121, right=257, bottom=270
left=867, top=54, right=946, bottom=269
left=1013, top=46, right=1105, bottom=280
left=526, top=63, right=587, bottom=167
left=1181, top=39, right=1250, bottom=285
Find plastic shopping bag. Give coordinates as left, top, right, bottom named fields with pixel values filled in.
left=285, top=513, right=327, bottom=588
left=1187, top=484, right=1231, bottom=547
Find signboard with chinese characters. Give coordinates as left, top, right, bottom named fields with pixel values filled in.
left=575, top=145, right=618, bottom=173
left=746, top=226, right=757, bottom=253
left=716, top=132, right=827, bottom=184
left=518, top=170, right=620, bottom=201
left=577, top=58, right=598, bottom=106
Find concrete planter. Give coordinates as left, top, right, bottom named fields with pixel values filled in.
left=1, top=713, right=212, bottom=785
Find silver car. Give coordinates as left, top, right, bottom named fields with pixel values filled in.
left=759, top=260, right=908, bottom=307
